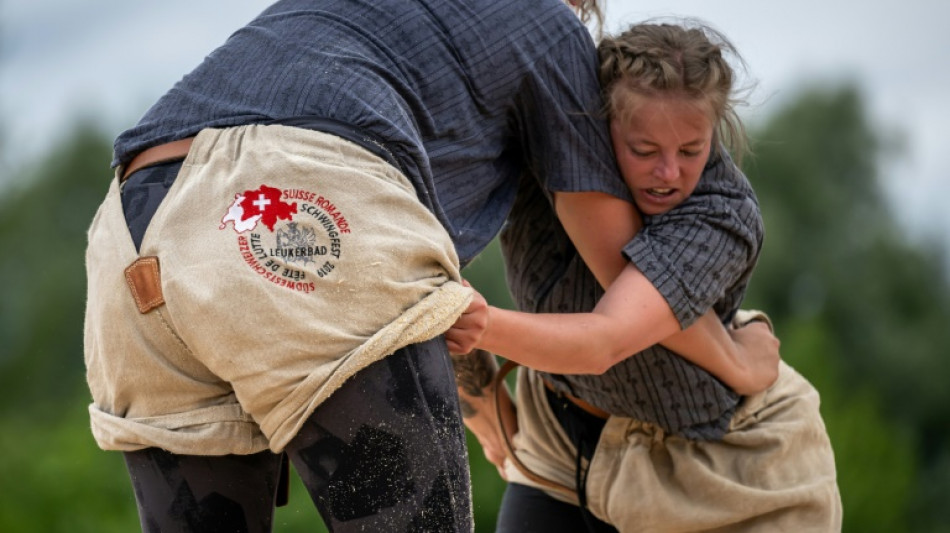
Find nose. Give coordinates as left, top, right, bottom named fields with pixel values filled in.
left=652, top=153, right=679, bottom=182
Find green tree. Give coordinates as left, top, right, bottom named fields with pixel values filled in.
left=743, top=83, right=950, bottom=531
left=0, top=121, right=114, bottom=414
left=0, top=122, right=138, bottom=531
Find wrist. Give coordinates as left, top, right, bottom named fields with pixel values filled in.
left=478, top=305, right=503, bottom=352
left=731, top=344, right=757, bottom=395
left=719, top=336, right=749, bottom=393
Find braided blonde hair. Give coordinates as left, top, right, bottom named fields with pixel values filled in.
left=597, top=20, right=750, bottom=161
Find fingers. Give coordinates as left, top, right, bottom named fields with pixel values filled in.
left=445, top=339, right=466, bottom=355
left=496, top=465, right=508, bottom=480
left=446, top=312, right=486, bottom=354
left=732, top=320, right=780, bottom=346
left=446, top=332, right=479, bottom=355
left=480, top=444, right=508, bottom=480
left=446, top=285, right=490, bottom=355
left=728, top=320, right=783, bottom=395
left=745, top=321, right=781, bottom=350
left=464, top=287, right=488, bottom=314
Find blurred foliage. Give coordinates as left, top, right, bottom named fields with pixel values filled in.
left=1, top=82, right=949, bottom=531
left=741, top=84, right=950, bottom=532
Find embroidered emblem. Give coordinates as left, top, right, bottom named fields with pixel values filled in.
left=276, top=223, right=319, bottom=266
left=220, top=185, right=350, bottom=292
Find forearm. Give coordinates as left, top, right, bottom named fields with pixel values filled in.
left=479, top=269, right=682, bottom=374
left=449, top=348, right=516, bottom=474
left=477, top=307, right=615, bottom=374
left=450, top=348, right=498, bottom=419
left=660, top=312, right=752, bottom=391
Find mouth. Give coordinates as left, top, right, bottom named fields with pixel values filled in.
left=645, top=188, right=676, bottom=198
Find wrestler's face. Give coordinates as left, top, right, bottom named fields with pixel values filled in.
left=610, top=96, right=713, bottom=215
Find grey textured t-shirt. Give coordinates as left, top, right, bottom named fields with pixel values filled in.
left=112, top=0, right=629, bottom=265
left=502, top=150, right=764, bottom=440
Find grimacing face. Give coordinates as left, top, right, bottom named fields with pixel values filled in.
left=610, top=95, right=714, bottom=216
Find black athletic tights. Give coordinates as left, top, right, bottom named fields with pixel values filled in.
left=120, top=157, right=472, bottom=533
left=495, top=386, right=618, bottom=533
left=123, top=339, right=472, bottom=532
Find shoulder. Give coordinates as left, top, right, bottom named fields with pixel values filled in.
left=697, top=149, right=757, bottom=202
left=670, top=149, right=762, bottom=237
left=637, top=148, right=764, bottom=264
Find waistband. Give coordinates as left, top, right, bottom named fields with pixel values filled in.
left=540, top=377, right=610, bottom=420
left=121, top=116, right=402, bottom=182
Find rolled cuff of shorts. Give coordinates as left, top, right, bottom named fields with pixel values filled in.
left=89, top=402, right=270, bottom=455
left=262, top=280, right=473, bottom=452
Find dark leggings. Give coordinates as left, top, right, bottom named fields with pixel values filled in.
left=123, top=339, right=472, bottom=533
left=497, top=484, right=616, bottom=533
left=495, top=386, right=618, bottom=533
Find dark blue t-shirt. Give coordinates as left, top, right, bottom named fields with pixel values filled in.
left=113, top=0, right=628, bottom=265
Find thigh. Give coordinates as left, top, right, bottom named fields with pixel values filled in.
left=285, top=337, right=472, bottom=532
left=497, top=483, right=617, bottom=533
left=123, top=447, right=282, bottom=533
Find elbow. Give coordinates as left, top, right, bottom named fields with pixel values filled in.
left=582, top=322, right=642, bottom=375
left=575, top=333, right=633, bottom=375
left=583, top=350, right=623, bottom=375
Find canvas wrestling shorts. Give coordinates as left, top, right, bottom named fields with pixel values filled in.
left=506, top=360, right=842, bottom=531
left=84, top=124, right=472, bottom=455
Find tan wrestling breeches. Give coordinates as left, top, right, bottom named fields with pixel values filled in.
left=505, top=361, right=843, bottom=532
left=84, top=124, right=471, bottom=455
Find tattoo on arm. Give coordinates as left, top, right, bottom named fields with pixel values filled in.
left=452, top=349, right=497, bottom=419
left=451, top=348, right=497, bottom=398
left=458, top=398, right=477, bottom=418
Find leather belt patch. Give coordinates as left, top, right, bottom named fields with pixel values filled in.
left=125, top=256, right=165, bottom=314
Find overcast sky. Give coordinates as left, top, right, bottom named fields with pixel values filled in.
left=2, top=0, right=948, bottom=249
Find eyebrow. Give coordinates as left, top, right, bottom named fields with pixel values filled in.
left=633, top=138, right=707, bottom=147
